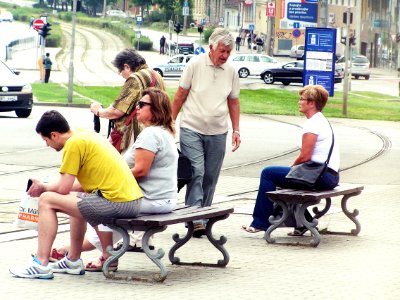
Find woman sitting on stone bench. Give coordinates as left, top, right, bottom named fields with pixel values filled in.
left=242, top=85, right=340, bottom=236
left=50, top=88, right=179, bottom=271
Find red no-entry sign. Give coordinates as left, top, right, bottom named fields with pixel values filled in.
left=32, top=19, right=45, bottom=31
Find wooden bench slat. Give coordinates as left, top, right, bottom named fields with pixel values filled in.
left=267, top=185, right=364, bottom=202
left=104, top=206, right=234, bottom=227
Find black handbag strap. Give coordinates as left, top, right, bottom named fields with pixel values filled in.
left=325, top=121, right=335, bottom=165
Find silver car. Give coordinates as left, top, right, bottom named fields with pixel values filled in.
left=336, top=55, right=371, bottom=80
left=152, top=54, right=194, bottom=77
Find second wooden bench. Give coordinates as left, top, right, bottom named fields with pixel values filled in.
left=264, top=184, right=364, bottom=247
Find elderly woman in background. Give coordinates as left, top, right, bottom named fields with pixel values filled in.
left=242, top=85, right=340, bottom=236
left=90, top=48, right=165, bottom=152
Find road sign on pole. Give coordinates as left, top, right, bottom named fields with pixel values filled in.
left=293, top=29, right=301, bottom=38
left=32, top=19, right=45, bottom=31
left=266, top=2, right=275, bottom=17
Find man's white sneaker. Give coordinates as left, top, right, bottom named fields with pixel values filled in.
left=9, top=257, right=54, bottom=279
left=49, top=256, right=85, bottom=275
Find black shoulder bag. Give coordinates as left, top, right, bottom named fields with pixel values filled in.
left=285, top=122, right=335, bottom=190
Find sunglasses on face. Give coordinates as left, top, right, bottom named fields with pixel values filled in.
left=136, top=101, right=152, bottom=109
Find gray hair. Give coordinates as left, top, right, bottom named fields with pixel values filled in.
left=209, top=28, right=235, bottom=50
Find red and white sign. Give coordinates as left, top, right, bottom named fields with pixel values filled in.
left=266, top=2, right=276, bottom=17
left=32, top=19, right=45, bottom=31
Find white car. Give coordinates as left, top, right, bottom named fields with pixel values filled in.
left=0, top=60, right=33, bottom=118
left=0, top=11, right=13, bottom=22
left=227, top=53, right=281, bottom=78
left=106, top=10, right=127, bottom=18
left=152, top=54, right=194, bottom=77
left=290, top=45, right=305, bottom=59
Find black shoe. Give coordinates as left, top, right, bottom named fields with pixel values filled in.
left=193, top=223, right=206, bottom=238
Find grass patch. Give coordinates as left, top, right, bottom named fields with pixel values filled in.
left=32, top=83, right=400, bottom=121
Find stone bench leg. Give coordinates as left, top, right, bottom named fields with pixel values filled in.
left=322, top=191, right=362, bottom=236
left=169, top=214, right=230, bottom=267
left=264, top=200, right=321, bottom=247
left=103, top=224, right=168, bottom=282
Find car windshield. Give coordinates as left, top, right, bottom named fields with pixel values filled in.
left=0, top=61, right=14, bottom=75
left=352, top=57, right=369, bottom=63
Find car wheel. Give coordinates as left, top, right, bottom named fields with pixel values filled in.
left=15, top=109, right=32, bottom=118
left=153, top=68, right=163, bottom=77
left=282, top=81, right=290, bottom=86
left=354, top=75, right=359, bottom=79
left=365, top=75, right=370, bottom=80
left=263, top=72, right=274, bottom=84
left=238, top=68, right=250, bottom=78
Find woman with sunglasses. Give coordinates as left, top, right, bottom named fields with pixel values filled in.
left=51, top=88, right=178, bottom=271
left=122, top=87, right=178, bottom=214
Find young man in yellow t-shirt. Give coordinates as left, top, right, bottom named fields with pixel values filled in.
left=9, top=110, right=143, bottom=280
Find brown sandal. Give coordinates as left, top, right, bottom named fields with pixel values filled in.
left=85, top=256, right=118, bottom=272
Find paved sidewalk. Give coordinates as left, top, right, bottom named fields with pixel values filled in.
left=1, top=114, right=400, bottom=299
left=1, top=184, right=400, bottom=299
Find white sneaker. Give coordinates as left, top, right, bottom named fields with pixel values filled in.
left=9, top=257, right=54, bottom=279
left=49, top=256, right=85, bottom=275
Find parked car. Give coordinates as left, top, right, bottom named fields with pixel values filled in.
left=227, top=53, right=281, bottom=78
left=290, top=44, right=305, bottom=59
left=165, top=40, right=194, bottom=55
left=0, top=60, right=33, bottom=118
left=106, top=10, right=127, bottom=18
left=336, top=55, right=371, bottom=80
left=152, top=54, right=194, bottom=77
left=260, top=60, right=343, bottom=86
left=0, top=11, right=13, bottom=22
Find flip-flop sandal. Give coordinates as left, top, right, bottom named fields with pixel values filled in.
left=241, top=225, right=262, bottom=233
left=85, top=256, right=118, bottom=272
left=49, top=248, right=67, bottom=262
left=287, top=227, right=308, bottom=237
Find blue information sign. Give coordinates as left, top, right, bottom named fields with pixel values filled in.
left=303, top=27, right=337, bottom=96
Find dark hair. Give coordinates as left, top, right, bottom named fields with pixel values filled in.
left=299, top=85, right=329, bottom=111
left=36, top=110, right=70, bottom=138
left=112, top=48, right=146, bottom=73
left=141, top=88, right=175, bottom=135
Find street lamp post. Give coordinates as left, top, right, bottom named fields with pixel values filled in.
left=67, top=0, right=77, bottom=104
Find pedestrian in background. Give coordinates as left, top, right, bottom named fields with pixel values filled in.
left=160, top=35, right=166, bottom=55
left=172, top=28, right=241, bottom=237
left=235, top=35, right=241, bottom=51
left=29, top=16, right=35, bottom=28
left=43, top=53, right=52, bottom=83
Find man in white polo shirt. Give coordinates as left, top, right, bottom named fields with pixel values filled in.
left=172, top=28, right=241, bottom=237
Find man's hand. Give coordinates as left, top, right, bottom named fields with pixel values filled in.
left=27, top=178, right=45, bottom=197
left=232, top=131, right=241, bottom=152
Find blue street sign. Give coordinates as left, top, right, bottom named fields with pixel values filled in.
left=293, top=22, right=300, bottom=29
left=303, top=27, right=337, bottom=96
left=195, top=46, right=205, bottom=55
left=293, top=29, right=301, bottom=38
left=249, top=24, right=255, bottom=31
